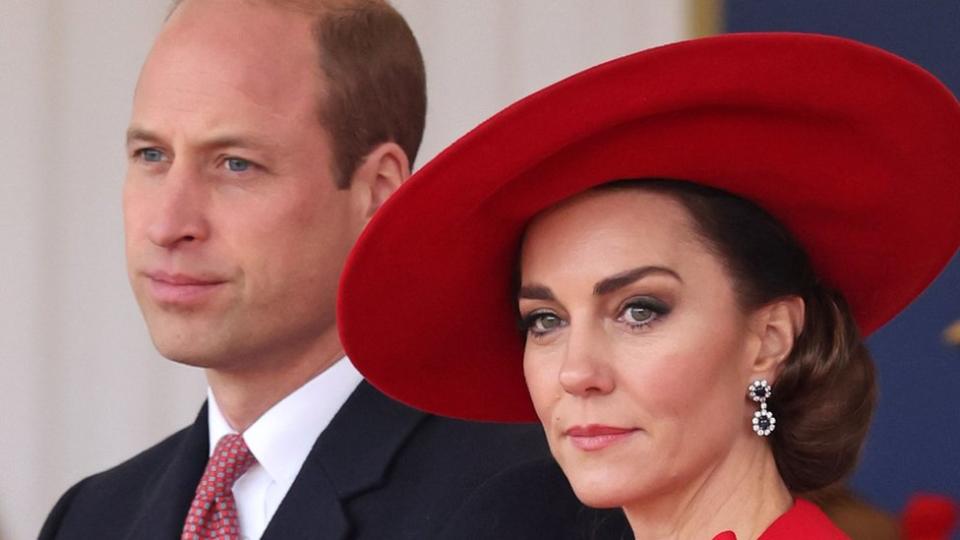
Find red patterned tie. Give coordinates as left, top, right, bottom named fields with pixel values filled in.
left=181, top=434, right=257, bottom=540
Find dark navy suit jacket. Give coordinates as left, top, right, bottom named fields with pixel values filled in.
left=39, top=381, right=629, bottom=539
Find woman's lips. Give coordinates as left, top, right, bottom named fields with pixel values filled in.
left=145, top=271, right=226, bottom=306
left=564, top=424, right=639, bottom=451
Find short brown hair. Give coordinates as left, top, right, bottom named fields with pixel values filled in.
left=169, top=0, right=426, bottom=188
left=601, top=179, right=876, bottom=493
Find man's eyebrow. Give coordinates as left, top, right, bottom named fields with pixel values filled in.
left=125, top=127, right=162, bottom=146
left=124, top=127, right=276, bottom=151
left=593, top=266, right=681, bottom=296
left=197, top=134, right=275, bottom=151
left=518, top=284, right=555, bottom=301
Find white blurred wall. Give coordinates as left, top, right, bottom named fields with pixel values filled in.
left=0, top=2, right=692, bottom=538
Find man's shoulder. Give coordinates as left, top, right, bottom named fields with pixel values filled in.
left=437, top=457, right=633, bottom=540
left=336, top=385, right=634, bottom=539
left=39, top=423, right=200, bottom=539
left=396, top=413, right=553, bottom=496
left=332, top=381, right=550, bottom=469
left=342, top=381, right=550, bottom=474
left=412, top=413, right=549, bottom=468
left=76, top=424, right=194, bottom=489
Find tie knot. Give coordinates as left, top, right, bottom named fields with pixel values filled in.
left=195, top=434, right=257, bottom=501
left=182, top=434, right=256, bottom=539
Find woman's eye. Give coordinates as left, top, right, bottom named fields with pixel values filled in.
left=618, top=297, right=669, bottom=328
left=624, top=305, right=656, bottom=324
left=225, top=157, right=252, bottom=172
left=534, top=314, right=562, bottom=331
left=522, top=311, right=565, bottom=336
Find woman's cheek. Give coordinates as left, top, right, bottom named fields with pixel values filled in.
left=523, top=353, right=560, bottom=428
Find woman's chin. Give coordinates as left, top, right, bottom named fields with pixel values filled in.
left=566, top=473, right=640, bottom=509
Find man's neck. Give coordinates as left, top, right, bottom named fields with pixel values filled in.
left=206, top=328, right=345, bottom=432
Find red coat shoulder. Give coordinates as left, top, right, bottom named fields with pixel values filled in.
left=712, top=499, right=849, bottom=540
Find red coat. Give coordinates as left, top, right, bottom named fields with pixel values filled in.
left=713, top=499, right=848, bottom=540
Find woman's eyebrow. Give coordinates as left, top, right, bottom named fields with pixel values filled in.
left=593, top=266, right=681, bottom=296
left=518, top=284, right=554, bottom=300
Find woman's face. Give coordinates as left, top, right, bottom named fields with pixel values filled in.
left=519, top=188, right=768, bottom=509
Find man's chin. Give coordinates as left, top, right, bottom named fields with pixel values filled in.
left=149, top=333, right=230, bottom=369
left=160, top=352, right=220, bottom=369
left=140, top=311, right=230, bottom=365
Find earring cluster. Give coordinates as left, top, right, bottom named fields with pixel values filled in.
left=748, top=379, right=776, bottom=437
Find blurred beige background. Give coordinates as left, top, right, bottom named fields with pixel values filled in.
left=0, top=2, right=699, bottom=538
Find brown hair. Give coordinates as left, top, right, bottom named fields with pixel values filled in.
left=601, top=179, right=876, bottom=494
left=169, top=0, right=426, bottom=188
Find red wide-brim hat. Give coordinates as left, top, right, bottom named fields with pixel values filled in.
left=338, top=33, right=960, bottom=422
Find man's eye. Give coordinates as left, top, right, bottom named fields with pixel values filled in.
left=140, top=148, right=165, bottom=162
left=225, top=158, right=252, bottom=172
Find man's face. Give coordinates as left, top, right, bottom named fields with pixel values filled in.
left=124, top=0, right=361, bottom=370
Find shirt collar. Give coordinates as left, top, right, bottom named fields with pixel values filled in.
left=207, top=357, right=363, bottom=484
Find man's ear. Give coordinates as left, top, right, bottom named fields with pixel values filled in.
left=750, top=295, right=805, bottom=378
left=349, top=142, right=410, bottom=222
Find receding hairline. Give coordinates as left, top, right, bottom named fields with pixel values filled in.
left=167, top=0, right=391, bottom=21
left=162, top=0, right=425, bottom=187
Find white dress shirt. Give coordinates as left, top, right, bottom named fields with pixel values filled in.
left=206, top=357, right=363, bottom=540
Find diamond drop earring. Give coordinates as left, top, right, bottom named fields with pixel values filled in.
left=748, top=379, right=776, bottom=437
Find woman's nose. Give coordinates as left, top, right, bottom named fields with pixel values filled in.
left=558, top=323, right=615, bottom=396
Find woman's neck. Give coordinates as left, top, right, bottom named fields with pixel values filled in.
left=622, top=438, right=792, bottom=540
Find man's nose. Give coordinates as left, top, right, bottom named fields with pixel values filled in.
left=145, top=163, right=210, bottom=248
left=558, top=322, right=615, bottom=397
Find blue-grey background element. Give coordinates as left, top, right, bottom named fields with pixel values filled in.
left=726, top=0, right=960, bottom=523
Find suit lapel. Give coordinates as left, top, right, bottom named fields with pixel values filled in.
left=124, top=405, right=209, bottom=540
left=256, top=465, right=349, bottom=540
left=261, top=382, right=427, bottom=540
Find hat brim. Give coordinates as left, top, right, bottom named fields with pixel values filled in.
left=338, top=32, right=960, bottom=422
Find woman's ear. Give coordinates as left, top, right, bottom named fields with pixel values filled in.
left=750, top=295, right=805, bottom=377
